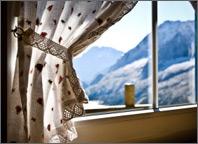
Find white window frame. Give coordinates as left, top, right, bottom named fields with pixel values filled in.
left=85, top=1, right=197, bottom=114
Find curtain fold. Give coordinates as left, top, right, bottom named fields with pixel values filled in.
left=8, top=1, right=138, bottom=143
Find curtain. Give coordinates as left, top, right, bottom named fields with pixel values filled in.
left=8, top=1, right=137, bottom=143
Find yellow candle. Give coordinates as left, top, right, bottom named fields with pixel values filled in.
left=124, top=83, right=135, bottom=108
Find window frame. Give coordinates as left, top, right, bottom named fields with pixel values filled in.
left=151, top=1, right=158, bottom=110
left=195, top=4, right=198, bottom=102
left=84, top=1, right=197, bottom=114
left=156, top=1, right=197, bottom=108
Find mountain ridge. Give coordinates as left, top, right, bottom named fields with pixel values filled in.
left=85, top=20, right=195, bottom=106
left=74, top=46, right=124, bottom=83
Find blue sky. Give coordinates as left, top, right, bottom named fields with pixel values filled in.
left=158, top=1, right=194, bottom=25
left=86, top=1, right=195, bottom=53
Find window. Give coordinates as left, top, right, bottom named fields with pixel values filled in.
left=74, top=1, right=152, bottom=110
left=157, top=1, right=196, bottom=107
left=73, top=1, right=197, bottom=112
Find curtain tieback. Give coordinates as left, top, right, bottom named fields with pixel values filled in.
left=12, top=26, right=88, bottom=121
left=12, top=26, right=70, bottom=61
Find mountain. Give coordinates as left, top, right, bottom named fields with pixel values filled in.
left=85, top=20, right=195, bottom=106
left=109, top=20, right=195, bottom=72
left=73, top=46, right=123, bottom=83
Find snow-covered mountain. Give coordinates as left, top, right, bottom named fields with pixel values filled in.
left=73, top=46, right=123, bottom=84
left=108, top=20, right=195, bottom=72
left=85, top=20, right=195, bottom=106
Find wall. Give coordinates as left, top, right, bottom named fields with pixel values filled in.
left=73, top=105, right=197, bottom=143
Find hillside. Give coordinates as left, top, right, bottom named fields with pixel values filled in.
left=85, top=20, right=195, bottom=106
left=73, top=46, right=123, bottom=83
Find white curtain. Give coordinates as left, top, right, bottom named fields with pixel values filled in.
left=8, top=1, right=137, bottom=143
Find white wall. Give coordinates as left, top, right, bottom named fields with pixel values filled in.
left=73, top=105, right=197, bottom=143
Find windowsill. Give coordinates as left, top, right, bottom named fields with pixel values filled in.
left=159, top=103, right=197, bottom=111
left=73, top=104, right=197, bottom=142
left=74, top=104, right=197, bottom=122
left=85, top=104, right=151, bottom=114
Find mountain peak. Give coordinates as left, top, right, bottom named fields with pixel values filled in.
left=85, top=20, right=195, bottom=106
left=108, top=20, right=194, bottom=72
left=74, top=46, right=123, bottom=83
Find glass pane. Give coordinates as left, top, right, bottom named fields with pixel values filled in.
left=74, top=1, right=152, bottom=109
left=157, top=1, right=195, bottom=107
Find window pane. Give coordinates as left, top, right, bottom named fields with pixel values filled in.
left=157, top=1, right=195, bottom=106
left=74, top=1, right=152, bottom=109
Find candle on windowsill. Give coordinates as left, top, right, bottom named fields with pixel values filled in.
left=124, top=83, right=135, bottom=108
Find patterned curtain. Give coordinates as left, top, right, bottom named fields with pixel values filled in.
left=8, top=1, right=137, bottom=143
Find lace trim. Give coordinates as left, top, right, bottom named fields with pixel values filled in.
left=12, top=27, right=87, bottom=121
left=49, top=135, right=67, bottom=143
left=87, top=1, right=138, bottom=37
left=62, top=99, right=84, bottom=121
left=11, top=1, right=137, bottom=121
left=47, top=122, right=78, bottom=143
left=68, top=0, right=138, bottom=56
left=12, top=27, right=69, bottom=61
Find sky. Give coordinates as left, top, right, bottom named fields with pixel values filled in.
left=82, top=1, right=195, bottom=55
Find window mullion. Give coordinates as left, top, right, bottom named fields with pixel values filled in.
left=195, top=8, right=198, bottom=102
left=151, top=1, right=158, bottom=110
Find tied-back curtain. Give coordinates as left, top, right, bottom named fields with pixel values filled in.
left=8, top=1, right=137, bottom=143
